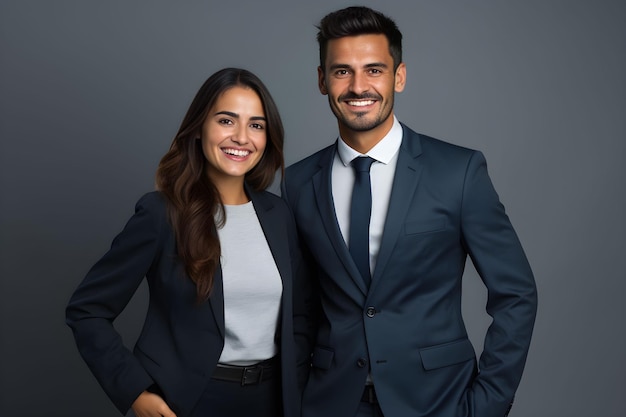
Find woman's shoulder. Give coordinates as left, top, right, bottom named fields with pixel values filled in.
left=251, top=189, right=288, bottom=209
left=131, top=191, right=169, bottom=222
left=136, top=190, right=167, bottom=207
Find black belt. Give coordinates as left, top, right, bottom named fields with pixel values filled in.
left=212, top=356, right=278, bottom=386
left=361, top=385, right=378, bottom=404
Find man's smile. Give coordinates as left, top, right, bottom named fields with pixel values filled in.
left=346, top=99, right=376, bottom=107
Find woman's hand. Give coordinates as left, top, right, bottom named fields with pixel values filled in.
left=131, top=391, right=177, bottom=417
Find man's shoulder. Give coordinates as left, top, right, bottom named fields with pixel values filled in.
left=401, top=123, right=478, bottom=159
left=285, top=143, right=335, bottom=178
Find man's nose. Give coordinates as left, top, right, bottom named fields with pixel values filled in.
left=349, top=72, right=369, bottom=94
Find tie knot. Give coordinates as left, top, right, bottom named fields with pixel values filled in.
left=352, top=156, right=375, bottom=173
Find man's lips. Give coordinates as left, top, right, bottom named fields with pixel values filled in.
left=345, top=99, right=376, bottom=107
left=340, top=94, right=381, bottom=109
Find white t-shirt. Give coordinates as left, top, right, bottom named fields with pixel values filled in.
left=216, top=201, right=282, bottom=365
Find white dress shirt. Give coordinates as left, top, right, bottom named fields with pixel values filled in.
left=332, top=116, right=403, bottom=276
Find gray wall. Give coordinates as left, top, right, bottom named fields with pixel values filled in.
left=1, top=1, right=624, bottom=416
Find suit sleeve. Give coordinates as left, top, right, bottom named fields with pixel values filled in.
left=460, top=152, right=538, bottom=417
left=65, top=192, right=166, bottom=414
left=282, top=179, right=319, bottom=389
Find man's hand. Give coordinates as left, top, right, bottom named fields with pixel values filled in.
left=131, top=391, right=177, bottom=417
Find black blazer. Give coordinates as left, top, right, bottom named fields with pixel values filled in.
left=283, top=124, right=538, bottom=417
left=66, top=189, right=309, bottom=417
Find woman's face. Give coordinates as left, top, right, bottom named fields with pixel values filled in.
left=201, top=86, right=267, bottom=183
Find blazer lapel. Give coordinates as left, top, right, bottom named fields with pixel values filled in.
left=208, top=266, right=225, bottom=339
left=371, top=125, right=423, bottom=290
left=249, top=188, right=291, bottom=291
left=208, top=187, right=289, bottom=341
left=207, top=188, right=291, bottom=342
left=312, top=143, right=368, bottom=295
left=248, top=187, right=295, bottom=343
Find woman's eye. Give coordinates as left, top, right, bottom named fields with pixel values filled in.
left=218, top=118, right=233, bottom=125
left=250, top=123, right=264, bottom=130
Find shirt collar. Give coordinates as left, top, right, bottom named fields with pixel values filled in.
left=337, top=116, right=403, bottom=167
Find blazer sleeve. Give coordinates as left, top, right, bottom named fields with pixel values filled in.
left=290, top=225, right=320, bottom=388
left=65, top=192, right=166, bottom=414
left=282, top=180, right=319, bottom=388
left=460, top=151, right=538, bottom=416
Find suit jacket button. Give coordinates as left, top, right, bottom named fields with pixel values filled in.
left=356, top=358, right=367, bottom=368
left=366, top=307, right=376, bottom=318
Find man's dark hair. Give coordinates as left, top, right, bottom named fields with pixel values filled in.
left=317, top=6, right=403, bottom=71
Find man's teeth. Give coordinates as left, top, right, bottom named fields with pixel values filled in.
left=223, top=149, right=250, bottom=157
left=347, top=100, right=375, bottom=107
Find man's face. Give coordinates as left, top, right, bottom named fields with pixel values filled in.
left=318, top=34, right=405, bottom=142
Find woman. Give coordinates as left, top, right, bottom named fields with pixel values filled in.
left=66, top=68, right=310, bottom=417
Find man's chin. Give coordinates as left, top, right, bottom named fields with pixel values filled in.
left=342, top=116, right=382, bottom=132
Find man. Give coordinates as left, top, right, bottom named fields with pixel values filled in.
left=283, top=6, right=537, bottom=417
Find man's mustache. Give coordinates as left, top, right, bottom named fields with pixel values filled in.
left=338, top=93, right=382, bottom=101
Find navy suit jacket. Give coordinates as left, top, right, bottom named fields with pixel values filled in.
left=66, top=189, right=309, bottom=417
left=283, top=124, right=538, bottom=417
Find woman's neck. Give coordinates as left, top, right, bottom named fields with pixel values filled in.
left=214, top=177, right=249, bottom=205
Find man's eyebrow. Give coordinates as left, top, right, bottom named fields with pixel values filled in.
left=328, top=63, right=352, bottom=71
left=328, top=62, right=389, bottom=71
left=364, top=62, right=389, bottom=69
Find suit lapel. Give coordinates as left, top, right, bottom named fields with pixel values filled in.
left=312, top=143, right=368, bottom=295
left=371, top=125, right=423, bottom=290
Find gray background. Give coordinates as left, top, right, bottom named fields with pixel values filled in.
left=1, top=1, right=624, bottom=416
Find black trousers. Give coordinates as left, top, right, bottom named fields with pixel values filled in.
left=189, top=374, right=281, bottom=417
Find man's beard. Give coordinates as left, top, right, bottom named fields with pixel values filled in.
left=331, top=92, right=393, bottom=132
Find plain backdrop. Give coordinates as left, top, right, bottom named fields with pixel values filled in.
left=1, top=1, right=624, bottom=416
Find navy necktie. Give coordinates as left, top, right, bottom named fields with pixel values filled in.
left=349, top=156, right=375, bottom=287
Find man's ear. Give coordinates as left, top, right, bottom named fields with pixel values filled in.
left=318, top=66, right=328, bottom=95
left=394, top=62, right=407, bottom=93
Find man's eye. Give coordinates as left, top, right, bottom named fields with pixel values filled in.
left=335, top=69, right=349, bottom=76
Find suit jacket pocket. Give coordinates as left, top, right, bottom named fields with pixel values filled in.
left=311, top=346, right=334, bottom=370
left=404, top=218, right=447, bottom=235
left=419, top=338, right=475, bottom=371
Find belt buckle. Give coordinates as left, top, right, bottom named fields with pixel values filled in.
left=241, top=364, right=263, bottom=386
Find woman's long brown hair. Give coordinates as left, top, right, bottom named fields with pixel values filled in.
left=156, top=68, right=284, bottom=301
